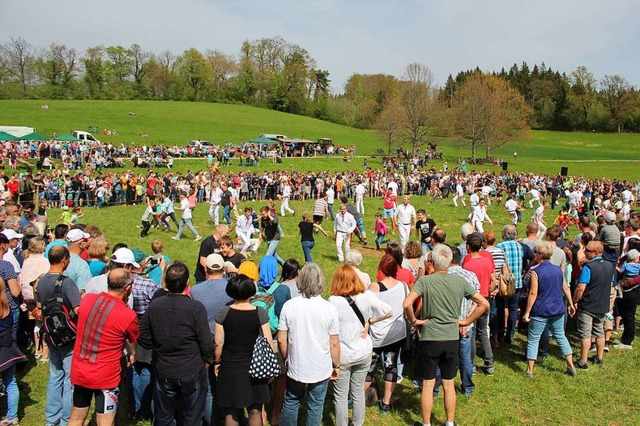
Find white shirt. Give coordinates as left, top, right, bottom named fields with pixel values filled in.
left=5, top=248, right=20, bottom=273
left=533, top=205, right=544, bottom=221
left=282, top=184, right=292, bottom=198
left=470, top=193, right=480, bottom=207
left=180, top=198, right=192, bottom=219
left=329, top=291, right=392, bottom=364
left=334, top=211, right=357, bottom=233
left=456, top=184, right=464, bottom=196
left=278, top=295, right=340, bottom=383
left=355, top=184, right=366, bottom=198
left=210, top=187, right=223, bottom=205
left=369, top=282, right=408, bottom=347
left=472, top=205, right=489, bottom=222
left=236, top=214, right=256, bottom=235
left=505, top=199, right=518, bottom=213
left=530, top=189, right=540, bottom=199
left=395, top=203, right=416, bottom=225
left=326, top=188, right=335, bottom=204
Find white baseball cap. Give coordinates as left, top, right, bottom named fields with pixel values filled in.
left=1, top=229, right=23, bottom=240
left=66, top=229, right=90, bottom=243
left=111, top=248, right=141, bottom=269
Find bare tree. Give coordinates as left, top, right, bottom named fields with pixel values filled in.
left=130, top=44, right=151, bottom=88
left=600, top=74, right=634, bottom=132
left=375, top=102, right=405, bottom=155
left=399, top=63, right=436, bottom=155
left=0, top=37, right=35, bottom=94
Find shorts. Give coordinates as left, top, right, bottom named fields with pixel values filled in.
left=312, top=215, right=324, bottom=224
left=576, top=309, right=605, bottom=339
left=416, top=340, right=459, bottom=381
left=73, top=385, right=120, bottom=414
left=383, top=208, right=395, bottom=219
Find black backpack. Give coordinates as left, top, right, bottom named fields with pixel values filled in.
left=42, top=275, right=77, bottom=348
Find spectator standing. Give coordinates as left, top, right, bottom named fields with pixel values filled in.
left=138, top=262, right=214, bottom=426
left=496, top=225, right=524, bottom=344
left=63, top=229, right=92, bottom=292
left=278, top=263, right=340, bottom=426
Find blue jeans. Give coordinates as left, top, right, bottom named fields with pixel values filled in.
left=435, top=327, right=475, bottom=396
left=129, top=362, right=153, bottom=417
left=11, top=308, right=18, bottom=342
left=526, top=315, right=572, bottom=360
left=421, top=242, right=434, bottom=256
left=497, top=289, right=521, bottom=343
left=95, top=196, right=106, bottom=209
left=375, top=233, right=387, bottom=249
left=266, top=240, right=285, bottom=265
left=328, top=204, right=335, bottom=220
left=46, top=346, right=73, bottom=426
left=222, top=205, right=232, bottom=224
left=301, top=241, right=315, bottom=262
left=154, top=369, right=208, bottom=426
left=176, top=217, right=200, bottom=238
left=281, top=377, right=329, bottom=426
left=2, top=366, right=18, bottom=420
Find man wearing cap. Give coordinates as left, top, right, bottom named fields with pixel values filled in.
left=191, top=253, right=233, bottom=425
left=85, top=248, right=135, bottom=309
left=64, top=229, right=93, bottom=292
left=1, top=229, right=23, bottom=273
left=573, top=241, right=616, bottom=369
left=598, top=211, right=621, bottom=263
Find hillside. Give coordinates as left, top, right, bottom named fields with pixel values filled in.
left=0, top=100, right=382, bottom=149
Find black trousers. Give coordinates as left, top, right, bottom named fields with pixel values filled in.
left=154, top=368, right=208, bottom=426
left=619, top=286, right=640, bottom=345
left=140, top=220, right=151, bottom=237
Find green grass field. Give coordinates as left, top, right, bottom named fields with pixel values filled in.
left=1, top=99, right=639, bottom=180
left=0, top=99, right=639, bottom=425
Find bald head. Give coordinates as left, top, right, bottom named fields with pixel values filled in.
left=107, top=268, right=133, bottom=291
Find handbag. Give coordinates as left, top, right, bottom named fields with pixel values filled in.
left=248, top=334, right=281, bottom=379
left=248, top=308, right=281, bottom=379
left=499, top=262, right=516, bottom=298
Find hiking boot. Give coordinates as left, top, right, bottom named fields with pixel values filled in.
left=575, top=360, right=589, bottom=370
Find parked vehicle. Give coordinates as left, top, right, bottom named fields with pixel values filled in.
left=72, top=130, right=100, bottom=144
left=188, top=140, right=215, bottom=147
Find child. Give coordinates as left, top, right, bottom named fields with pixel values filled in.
left=615, top=249, right=640, bottom=349
left=146, top=239, right=170, bottom=285
left=139, top=197, right=156, bottom=238
left=373, top=212, right=388, bottom=251
left=57, top=205, right=71, bottom=224
left=69, top=206, right=84, bottom=225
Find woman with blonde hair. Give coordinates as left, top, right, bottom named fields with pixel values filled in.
left=87, top=238, right=109, bottom=276
left=329, top=265, right=391, bottom=426
left=18, top=237, right=50, bottom=361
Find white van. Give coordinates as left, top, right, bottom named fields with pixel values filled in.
left=72, top=131, right=100, bottom=144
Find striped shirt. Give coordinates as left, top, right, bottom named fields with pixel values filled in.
left=497, top=240, right=524, bottom=289
left=448, top=266, right=480, bottom=320
left=486, top=247, right=506, bottom=279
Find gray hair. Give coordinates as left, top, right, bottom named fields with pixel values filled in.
left=502, top=224, right=517, bottom=240
left=460, top=222, right=475, bottom=240
left=535, top=241, right=554, bottom=260
left=345, top=249, right=363, bottom=267
left=431, top=245, right=453, bottom=271
left=2, top=216, right=20, bottom=230
left=297, top=262, right=326, bottom=298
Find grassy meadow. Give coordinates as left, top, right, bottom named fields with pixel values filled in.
left=0, top=99, right=639, bottom=425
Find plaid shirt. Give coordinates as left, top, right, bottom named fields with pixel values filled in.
left=133, top=273, right=159, bottom=316
left=448, top=266, right=480, bottom=320
left=497, top=240, right=524, bottom=289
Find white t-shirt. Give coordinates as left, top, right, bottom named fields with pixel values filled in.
left=505, top=199, right=518, bottom=213
left=329, top=291, right=392, bottom=364
left=278, top=295, right=340, bottom=383
left=180, top=198, right=192, bottom=219
left=395, top=204, right=416, bottom=225
left=326, top=188, right=335, bottom=204
left=210, top=187, right=223, bottom=205
left=369, top=282, right=408, bottom=347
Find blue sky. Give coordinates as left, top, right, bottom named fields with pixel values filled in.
left=1, top=0, right=638, bottom=92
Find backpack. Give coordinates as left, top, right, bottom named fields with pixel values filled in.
left=42, top=275, right=78, bottom=348
left=251, top=282, right=281, bottom=333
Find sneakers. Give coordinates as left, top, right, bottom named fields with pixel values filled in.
left=378, top=401, right=391, bottom=414
left=613, top=343, right=633, bottom=350
left=194, top=235, right=202, bottom=242
left=589, top=343, right=596, bottom=353
left=565, top=368, right=577, bottom=376
left=483, top=366, right=495, bottom=376
left=575, top=360, right=589, bottom=370
left=604, top=344, right=610, bottom=353
left=526, top=371, right=534, bottom=379
left=0, top=418, right=19, bottom=425
left=590, top=356, right=603, bottom=365
left=411, top=379, right=423, bottom=389
left=171, top=236, right=180, bottom=241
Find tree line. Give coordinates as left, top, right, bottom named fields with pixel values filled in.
left=1, top=36, right=638, bottom=157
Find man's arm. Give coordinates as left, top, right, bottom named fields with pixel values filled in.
left=573, top=283, right=586, bottom=306
left=277, top=329, right=288, bottom=360
left=458, top=293, right=489, bottom=326
left=137, top=310, right=153, bottom=350
left=195, top=306, right=214, bottom=365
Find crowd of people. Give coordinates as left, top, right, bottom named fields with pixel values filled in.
left=0, top=159, right=637, bottom=426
